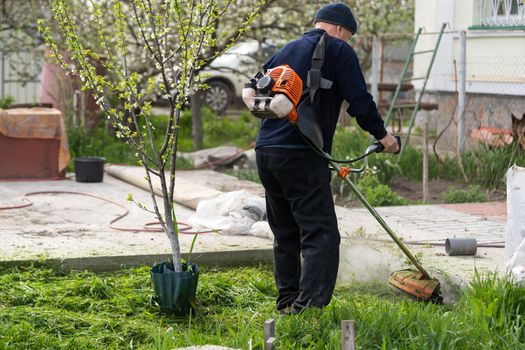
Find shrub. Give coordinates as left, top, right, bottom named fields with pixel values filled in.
left=0, top=95, right=14, bottom=109
left=67, top=107, right=257, bottom=169
left=203, top=111, right=258, bottom=148
left=443, top=185, right=488, bottom=203
left=396, top=145, right=441, bottom=181
left=357, top=174, right=408, bottom=207
left=332, top=128, right=400, bottom=185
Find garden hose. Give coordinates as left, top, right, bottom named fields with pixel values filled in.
left=0, top=190, right=217, bottom=234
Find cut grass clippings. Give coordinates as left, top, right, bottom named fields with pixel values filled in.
left=1, top=264, right=525, bottom=349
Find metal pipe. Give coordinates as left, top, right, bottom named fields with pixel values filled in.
left=422, top=114, right=429, bottom=202
left=398, top=23, right=447, bottom=162
left=445, top=238, right=477, bottom=256
left=458, top=30, right=467, bottom=154
left=370, top=36, right=381, bottom=103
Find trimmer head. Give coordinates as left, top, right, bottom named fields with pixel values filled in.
left=388, top=269, right=442, bottom=303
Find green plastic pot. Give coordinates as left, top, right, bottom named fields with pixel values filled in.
left=151, top=261, right=199, bottom=315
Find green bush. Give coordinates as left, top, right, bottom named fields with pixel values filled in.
left=67, top=125, right=134, bottom=164
left=332, top=128, right=400, bottom=185
left=370, top=158, right=401, bottom=184
left=396, top=145, right=441, bottom=181
left=357, top=174, right=408, bottom=207
left=456, top=143, right=525, bottom=189
left=332, top=128, right=370, bottom=159
left=398, top=142, right=525, bottom=190
left=0, top=95, right=14, bottom=109
left=203, top=111, right=258, bottom=148
left=443, top=185, right=488, bottom=204
left=67, top=107, right=258, bottom=169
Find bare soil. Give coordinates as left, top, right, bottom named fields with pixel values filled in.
left=390, top=176, right=506, bottom=204
left=335, top=175, right=506, bottom=207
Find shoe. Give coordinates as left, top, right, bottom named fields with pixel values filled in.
left=278, top=305, right=304, bottom=316
left=290, top=305, right=304, bottom=315
left=278, top=305, right=294, bottom=315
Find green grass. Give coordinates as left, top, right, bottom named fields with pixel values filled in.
left=396, top=140, right=525, bottom=190
left=1, top=264, right=525, bottom=349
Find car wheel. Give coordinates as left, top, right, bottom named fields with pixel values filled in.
left=204, top=80, right=233, bottom=114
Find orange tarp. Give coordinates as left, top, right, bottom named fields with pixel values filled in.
left=0, top=108, right=70, bottom=173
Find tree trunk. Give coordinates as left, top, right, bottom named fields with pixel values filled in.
left=191, top=92, right=203, bottom=150
left=167, top=227, right=182, bottom=272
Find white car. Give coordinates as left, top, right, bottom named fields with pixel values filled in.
left=201, top=40, right=280, bottom=113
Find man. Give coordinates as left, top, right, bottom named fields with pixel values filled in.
left=255, top=2, right=399, bottom=314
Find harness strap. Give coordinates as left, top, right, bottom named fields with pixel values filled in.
left=306, top=32, right=333, bottom=103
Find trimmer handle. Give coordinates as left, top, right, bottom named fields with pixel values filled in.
left=372, top=135, right=401, bottom=154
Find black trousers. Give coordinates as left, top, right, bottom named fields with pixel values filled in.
left=256, top=147, right=340, bottom=310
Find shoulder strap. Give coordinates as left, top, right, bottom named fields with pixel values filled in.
left=306, top=32, right=333, bottom=103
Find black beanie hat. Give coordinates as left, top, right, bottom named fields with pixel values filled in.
left=314, top=2, right=357, bottom=34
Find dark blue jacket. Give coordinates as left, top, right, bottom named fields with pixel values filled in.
left=255, top=29, right=387, bottom=153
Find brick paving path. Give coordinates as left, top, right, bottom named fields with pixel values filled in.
left=342, top=201, right=507, bottom=245
left=439, top=201, right=507, bottom=221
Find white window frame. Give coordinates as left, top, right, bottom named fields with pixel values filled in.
left=480, top=0, right=525, bottom=27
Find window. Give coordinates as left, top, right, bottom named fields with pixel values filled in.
left=480, top=0, right=525, bottom=27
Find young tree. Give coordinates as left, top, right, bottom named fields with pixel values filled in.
left=39, top=0, right=263, bottom=272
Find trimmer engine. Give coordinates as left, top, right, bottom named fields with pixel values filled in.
left=242, top=65, right=303, bottom=123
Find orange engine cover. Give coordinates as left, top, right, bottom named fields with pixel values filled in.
left=266, top=65, right=303, bottom=122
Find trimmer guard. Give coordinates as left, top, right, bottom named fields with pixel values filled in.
left=388, top=269, right=442, bottom=302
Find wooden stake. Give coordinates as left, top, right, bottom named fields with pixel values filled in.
left=341, top=320, right=355, bottom=350
left=265, top=337, right=276, bottom=350
left=264, top=319, right=275, bottom=350
left=422, top=114, right=429, bottom=203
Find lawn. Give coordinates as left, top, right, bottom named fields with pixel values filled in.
left=1, top=264, right=525, bottom=349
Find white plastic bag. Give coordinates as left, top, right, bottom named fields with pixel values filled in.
left=188, top=212, right=256, bottom=236
left=249, top=221, right=273, bottom=240
left=188, top=190, right=268, bottom=236
left=505, top=165, right=525, bottom=281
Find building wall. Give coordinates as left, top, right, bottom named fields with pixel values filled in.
left=424, top=92, right=525, bottom=152
left=415, top=0, right=525, bottom=94
left=0, top=50, right=42, bottom=104
left=413, top=0, right=525, bottom=151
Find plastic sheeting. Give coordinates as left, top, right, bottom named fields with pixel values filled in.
left=505, top=165, right=525, bottom=281
left=0, top=108, right=70, bottom=173
left=188, top=190, right=273, bottom=239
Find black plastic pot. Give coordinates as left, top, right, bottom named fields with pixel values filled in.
left=151, top=261, right=199, bottom=315
left=74, top=157, right=106, bottom=182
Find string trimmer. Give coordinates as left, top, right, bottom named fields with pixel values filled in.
left=243, top=64, right=441, bottom=302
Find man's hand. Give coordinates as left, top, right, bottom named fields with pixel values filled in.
left=378, top=133, right=400, bottom=153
